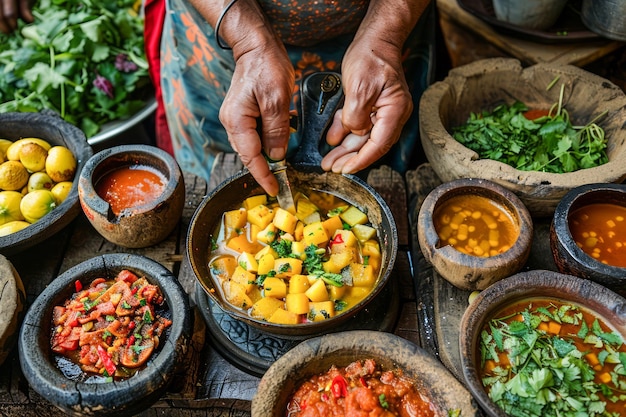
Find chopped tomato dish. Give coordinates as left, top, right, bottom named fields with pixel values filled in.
left=287, top=359, right=437, bottom=417
left=51, top=270, right=172, bottom=380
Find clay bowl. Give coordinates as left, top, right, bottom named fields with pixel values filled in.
left=187, top=167, right=397, bottom=338
left=419, top=57, right=626, bottom=218
left=18, top=253, right=192, bottom=417
left=550, top=182, right=626, bottom=295
left=460, top=269, right=626, bottom=417
left=78, top=144, right=184, bottom=248
left=418, top=178, right=533, bottom=291
left=251, top=330, right=478, bottom=416
left=0, top=111, right=93, bottom=256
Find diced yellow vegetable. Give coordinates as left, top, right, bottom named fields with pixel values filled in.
left=288, top=274, right=310, bottom=293
left=322, top=215, right=343, bottom=238
left=257, top=253, right=276, bottom=276
left=247, top=204, right=275, bottom=229
left=329, top=285, right=346, bottom=301
left=294, top=221, right=304, bottom=242
left=346, top=286, right=370, bottom=305
left=110, top=293, right=122, bottom=306
left=302, top=221, right=329, bottom=247
left=352, top=224, right=376, bottom=242
left=323, top=250, right=355, bottom=274
left=286, top=293, right=310, bottom=315
left=350, top=263, right=376, bottom=287
left=254, top=245, right=277, bottom=260
left=268, top=308, right=300, bottom=325
left=296, top=198, right=319, bottom=221
left=362, top=239, right=381, bottom=272
left=308, top=301, right=335, bottom=321
left=248, top=287, right=263, bottom=304
left=291, top=240, right=306, bottom=260
left=331, top=229, right=358, bottom=249
left=237, top=252, right=258, bottom=273
left=250, top=297, right=284, bottom=320
left=224, top=208, right=247, bottom=230
left=243, top=194, right=268, bottom=210
left=305, top=279, right=329, bottom=302
left=263, top=277, right=287, bottom=298
left=227, top=234, right=263, bottom=254
left=340, top=205, right=368, bottom=227
left=256, top=223, right=277, bottom=244
left=231, top=265, right=257, bottom=293
left=210, top=255, right=238, bottom=281
left=274, top=258, right=303, bottom=278
left=302, top=212, right=321, bottom=225
left=223, top=281, right=254, bottom=309
left=273, top=208, right=298, bottom=234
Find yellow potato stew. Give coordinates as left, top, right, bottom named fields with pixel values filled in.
left=208, top=191, right=382, bottom=325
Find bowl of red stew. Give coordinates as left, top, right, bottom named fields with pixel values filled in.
left=78, top=144, right=184, bottom=248
left=460, top=269, right=626, bottom=417
left=550, top=182, right=626, bottom=296
left=18, top=253, right=192, bottom=416
left=251, top=330, right=478, bottom=416
left=418, top=177, right=533, bottom=291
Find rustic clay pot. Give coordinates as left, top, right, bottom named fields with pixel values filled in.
left=459, top=270, right=626, bottom=417
left=419, top=58, right=626, bottom=218
left=251, top=330, right=478, bottom=416
left=18, top=253, right=192, bottom=417
left=0, top=111, right=93, bottom=256
left=78, top=144, right=184, bottom=248
left=550, top=183, right=626, bottom=295
left=418, top=178, right=533, bottom=291
left=0, top=255, right=24, bottom=366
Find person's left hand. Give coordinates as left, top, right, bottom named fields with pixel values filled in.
left=321, top=32, right=413, bottom=174
left=0, top=0, right=33, bottom=34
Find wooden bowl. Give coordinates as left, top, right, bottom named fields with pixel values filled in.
left=0, top=111, right=93, bottom=256
left=251, top=330, right=478, bottom=416
left=78, top=144, right=184, bottom=248
left=419, top=58, right=626, bottom=218
left=550, top=183, right=626, bottom=295
left=459, top=270, right=626, bottom=417
left=18, top=253, right=192, bottom=417
left=418, top=178, right=533, bottom=291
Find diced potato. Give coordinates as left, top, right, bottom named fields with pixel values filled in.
left=224, top=208, right=247, bottom=230
left=323, top=250, right=355, bottom=274
left=340, top=205, right=368, bottom=227
left=329, top=285, right=346, bottom=301
left=305, top=279, right=329, bottom=302
left=268, top=308, right=300, bottom=325
left=302, top=221, right=329, bottom=247
left=274, top=258, right=303, bottom=278
left=231, top=265, right=257, bottom=293
left=296, top=198, right=319, bottom=221
left=308, top=301, right=335, bottom=321
left=352, top=224, right=376, bottom=242
left=331, top=229, right=358, bottom=249
left=302, top=212, right=322, bottom=225
left=254, top=245, right=277, bottom=260
left=288, top=274, right=310, bottom=293
left=291, top=240, right=306, bottom=260
left=227, top=234, right=263, bottom=254
left=257, top=253, right=276, bottom=276
left=256, top=223, right=277, bottom=244
left=362, top=239, right=381, bottom=272
left=250, top=296, right=284, bottom=320
left=243, top=194, right=268, bottom=210
left=322, top=215, right=343, bottom=238
left=210, top=255, right=238, bottom=281
left=223, top=281, right=254, bottom=309
left=350, top=263, right=376, bottom=287
left=294, top=221, right=304, bottom=242
left=237, top=252, right=258, bottom=273
left=273, top=208, right=298, bottom=234
left=248, top=204, right=275, bottom=229
left=248, top=287, right=263, bottom=304
left=286, top=293, right=310, bottom=315
left=263, top=277, right=287, bottom=298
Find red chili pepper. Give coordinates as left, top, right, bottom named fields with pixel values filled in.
left=131, top=287, right=138, bottom=295
left=96, top=345, right=117, bottom=376
left=330, top=375, right=348, bottom=398
left=128, top=321, right=136, bottom=330
left=74, top=280, right=83, bottom=292
left=329, top=234, right=344, bottom=248
left=360, top=377, right=368, bottom=388
left=127, top=335, right=136, bottom=348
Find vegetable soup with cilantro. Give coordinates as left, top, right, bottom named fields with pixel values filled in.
left=479, top=298, right=626, bottom=417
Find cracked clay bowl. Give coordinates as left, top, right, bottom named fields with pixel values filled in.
left=419, top=57, right=626, bottom=218
left=18, top=253, right=192, bottom=417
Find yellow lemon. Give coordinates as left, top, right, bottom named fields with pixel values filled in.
left=45, top=146, right=76, bottom=183
left=51, top=181, right=73, bottom=204
left=0, top=161, right=29, bottom=191
left=19, top=142, right=48, bottom=173
left=0, top=139, right=13, bottom=154
left=27, top=172, right=54, bottom=193
left=0, top=191, right=24, bottom=225
left=0, top=220, right=30, bottom=236
left=6, top=138, right=52, bottom=161
left=20, top=189, right=56, bottom=223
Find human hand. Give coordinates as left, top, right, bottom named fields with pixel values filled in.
left=0, top=0, right=33, bottom=34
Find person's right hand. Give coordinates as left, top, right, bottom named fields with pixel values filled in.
left=0, top=0, right=33, bottom=34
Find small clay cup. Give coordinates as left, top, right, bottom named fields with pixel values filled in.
left=78, top=145, right=184, bottom=248
left=550, top=183, right=626, bottom=295
left=418, top=178, right=533, bottom=291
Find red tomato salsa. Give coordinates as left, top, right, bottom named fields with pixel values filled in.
left=287, top=359, right=437, bottom=417
left=95, top=165, right=165, bottom=215
left=51, top=270, right=172, bottom=381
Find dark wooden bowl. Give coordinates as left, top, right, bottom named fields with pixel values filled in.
left=459, top=270, right=626, bottom=417
left=251, top=330, right=478, bottom=416
left=0, top=111, right=93, bottom=256
left=418, top=178, right=533, bottom=291
left=78, top=145, right=185, bottom=248
left=550, top=183, right=626, bottom=295
left=18, top=253, right=192, bottom=417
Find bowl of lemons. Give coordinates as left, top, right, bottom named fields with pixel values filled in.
left=0, top=111, right=93, bottom=256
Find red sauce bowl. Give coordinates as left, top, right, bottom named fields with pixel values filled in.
left=78, top=145, right=184, bottom=248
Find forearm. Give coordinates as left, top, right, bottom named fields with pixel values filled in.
left=355, top=0, right=431, bottom=47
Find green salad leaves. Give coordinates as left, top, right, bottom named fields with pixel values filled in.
left=0, top=0, right=150, bottom=138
